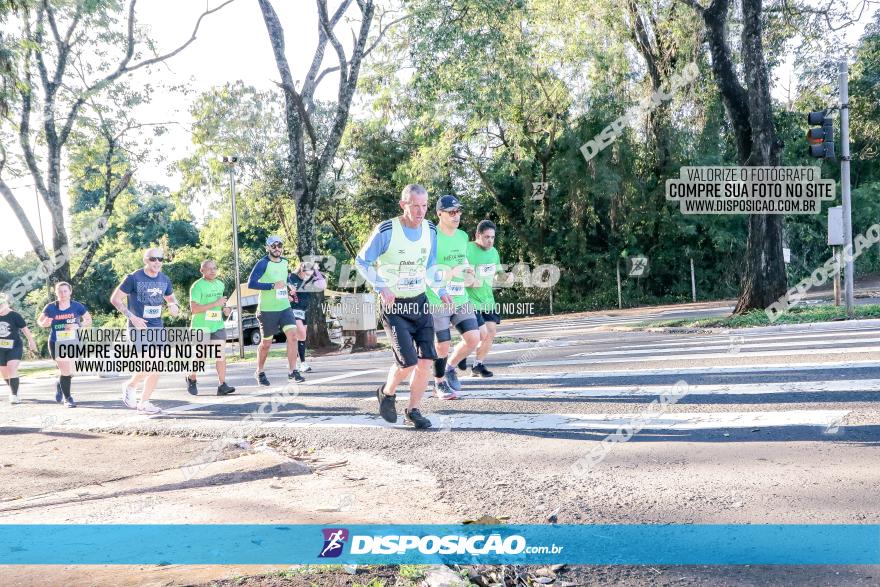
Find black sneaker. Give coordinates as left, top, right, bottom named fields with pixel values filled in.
left=471, top=363, right=494, bottom=378
left=217, top=382, right=236, bottom=396
left=457, top=358, right=467, bottom=371
left=444, top=368, right=462, bottom=391
left=256, top=372, right=271, bottom=386
left=404, top=408, right=432, bottom=429
left=288, top=370, right=305, bottom=383
left=55, top=381, right=63, bottom=404
left=376, top=385, right=397, bottom=423
left=186, top=376, right=198, bottom=395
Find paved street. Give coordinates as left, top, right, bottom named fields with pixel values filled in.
left=2, top=304, right=879, bottom=584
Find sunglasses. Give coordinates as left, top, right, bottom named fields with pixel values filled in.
left=442, top=209, right=461, bottom=216
left=148, top=257, right=164, bottom=262
left=268, top=243, right=283, bottom=249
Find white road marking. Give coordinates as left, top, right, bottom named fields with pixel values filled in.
left=268, top=409, right=849, bottom=431
left=482, top=360, right=880, bottom=380
left=568, top=336, right=880, bottom=358
left=360, top=379, right=880, bottom=400
left=527, top=346, right=880, bottom=367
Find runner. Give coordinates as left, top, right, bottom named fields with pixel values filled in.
left=425, top=195, right=480, bottom=398
left=247, top=236, right=302, bottom=385
left=0, top=293, right=37, bottom=404
left=186, top=259, right=236, bottom=396
left=355, top=183, right=452, bottom=429
left=458, top=219, right=504, bottom=377
left=110, top=247, right=180, bottom=414
left=288, top=260, right=327, bottom=374
left=37, top=282, right=92, bottom=407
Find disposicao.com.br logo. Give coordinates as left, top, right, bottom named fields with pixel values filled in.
left=320, top=528, right=563, bottom=557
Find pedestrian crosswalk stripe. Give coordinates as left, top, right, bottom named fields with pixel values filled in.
left=568, top=336, right=880, bottom=358
left=363, top=379, right=880, bottom=400
left=266, top=409, right=848, bottom=431
left=526, top=345, right=880, bottom=367
left=483, top=360, right=880, bottom=380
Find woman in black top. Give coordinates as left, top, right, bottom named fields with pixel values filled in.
left=288, top=261, right=327, bottom=374
left=0, top=294, right=38, bottom=404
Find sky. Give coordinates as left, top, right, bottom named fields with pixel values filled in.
left=0, top=0, right=877, bottom=256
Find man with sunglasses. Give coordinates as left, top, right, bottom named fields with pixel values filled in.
left=355, top=184, right=452, bottom=429
left=425, top=195, right=480, bottom=398
left=247, top=236, right=302, bottom=385
left=111, top=247, right=180, bottom=414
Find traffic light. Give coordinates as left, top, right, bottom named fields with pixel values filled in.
left=807, top=110, right=835, bottom=160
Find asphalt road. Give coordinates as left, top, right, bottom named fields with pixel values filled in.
left=2, top=302, right=879, bottom=585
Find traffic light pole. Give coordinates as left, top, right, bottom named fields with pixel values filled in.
left=839, top=60, right=854, bottom=316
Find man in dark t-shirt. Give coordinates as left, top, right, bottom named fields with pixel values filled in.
left=110, top=247, right=180, bottom=414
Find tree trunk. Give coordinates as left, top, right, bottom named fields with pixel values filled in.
left=694, top=0, right=786, bottom=313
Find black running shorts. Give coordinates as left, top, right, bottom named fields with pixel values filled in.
left=381, top=293, right=437, bottom=368
left=0, top=345, right=23, bottom=366
left=257, top=308, right=297, bottom=338
left=475, top=310, right=502, bottom=327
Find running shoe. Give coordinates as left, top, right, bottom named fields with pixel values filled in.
left=404, top=408, right=432, bottom=429
left=217, top=383, right=236, bottom=396
left=471, top=363, right=494, bottom=378
left=255, top=372, right=271, bottom=386
left=457, top=358, right=467, bottom=371
left=186, top=376, right=198, bottom=396
left=137, top=401, right=162, bottom=415
left=55, top=381, right=63, bottom=403
left=288, top=370, right=306, bottom=383
left=300, top=361, right=313, bottom=373
left=444, top=367, right=462, bottom=391
left=9, top=393, right=20, bottom=405
left=63, top=397, right=77, bottom=408
left=121, top=384, right=136, bottom=408
left=433, top=380, right=459, bottom=400
left=376, top=385, right=397, bottom=423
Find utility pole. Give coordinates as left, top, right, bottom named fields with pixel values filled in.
left=222, top=156, right=245, bottom=359
left=839, top=60, right=855, bottom=316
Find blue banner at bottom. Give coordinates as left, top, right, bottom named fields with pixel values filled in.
left=1, top=524, right=878, bottom=565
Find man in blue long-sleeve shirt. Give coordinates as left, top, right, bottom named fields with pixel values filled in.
left=247, top=236, right=302, bottom=386
left=356, top=184, right=451, bottom=429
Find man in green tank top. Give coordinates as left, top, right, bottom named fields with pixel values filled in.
left=247, top=236, right=302, bottom=386
left=426, top=195, right=480, bottom=398
left=356, top=184, right=452, bottom=429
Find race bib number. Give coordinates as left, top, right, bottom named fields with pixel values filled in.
left=143, top=306, right=162, bottom=319
left=56, top=330, right=76, bottom=341
left=292, top=309, right=306, bottom=320
left=477, top=264, right=496, bottom=278
left=398, top=267, right=425, bottom=292
left=0, top=339, right=13, bottom=349
left=446, top=282, right=465, bottom=296
left=205, top=310, right=222, bottom=322
left=276, top=288, right=288, bottom=300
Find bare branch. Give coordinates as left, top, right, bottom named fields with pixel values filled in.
left=364, top=13, right=410, bottom=57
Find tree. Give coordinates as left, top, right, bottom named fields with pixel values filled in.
left=256, top=0, right=403, bottom=346
left=0, top=0, right=233, bottom=288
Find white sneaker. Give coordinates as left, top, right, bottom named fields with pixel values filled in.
left=121, top=384, right=136, bottom=408
left=9, top=394, right=20, bottom=405
left=137, top=401, right=162, bottom=415
left=300, top=361, right=313, bottom=373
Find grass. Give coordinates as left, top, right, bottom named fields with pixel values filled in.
left=397, top=565, right=427, bottom=581
left=637, top=303, right=880, bottom=329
